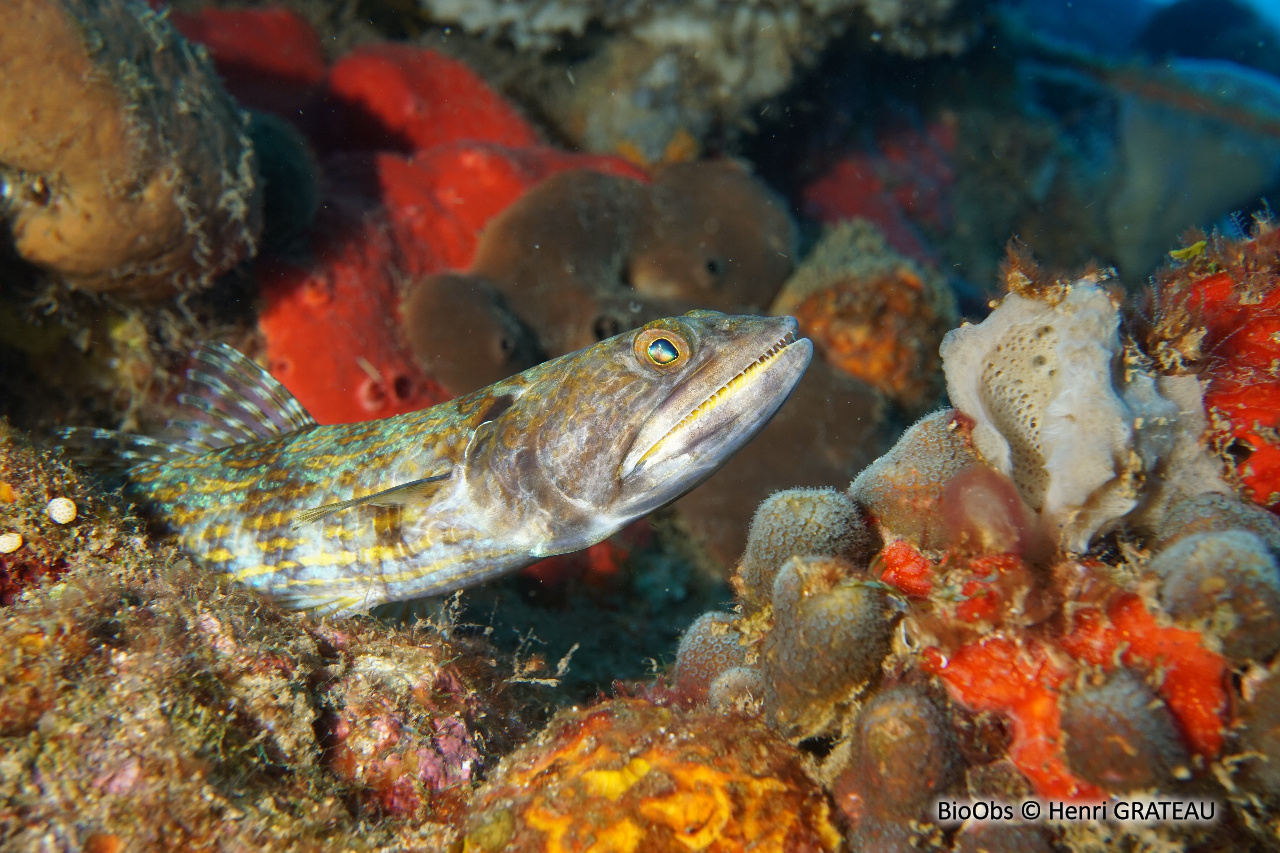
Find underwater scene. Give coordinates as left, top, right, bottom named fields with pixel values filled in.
left=5, top=0, right=1280, bottom=849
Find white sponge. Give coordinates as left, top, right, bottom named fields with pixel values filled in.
left=941, top=281, right=1194, bottom=551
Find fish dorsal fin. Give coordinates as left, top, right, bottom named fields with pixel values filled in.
left=160, top=343, right=317, bottom=454
left=56, top=427, right=190, bottom=475
left=290, top=472, right=452, bottom=530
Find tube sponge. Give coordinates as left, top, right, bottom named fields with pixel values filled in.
left=1155, top=491, right=1280, bottom=555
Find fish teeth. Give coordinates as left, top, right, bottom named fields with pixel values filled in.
left=653, top=332, right=795, bottom=443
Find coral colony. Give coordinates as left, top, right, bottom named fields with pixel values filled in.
left=6, top=0, right=1280, bottom=850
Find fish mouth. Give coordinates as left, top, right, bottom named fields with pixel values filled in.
left=619, top=318, right=812, bottom=486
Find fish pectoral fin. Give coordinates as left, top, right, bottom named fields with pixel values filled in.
left=289, top=472, right=452, bottom=530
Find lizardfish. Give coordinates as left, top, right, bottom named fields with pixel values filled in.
left=62, top=311, right=811, bottom=615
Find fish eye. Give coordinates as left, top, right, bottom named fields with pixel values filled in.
left=634, top=328, right=690, bottom=370
left=648, top=337, right=680, bottom=365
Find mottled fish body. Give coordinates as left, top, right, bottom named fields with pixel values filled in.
left=64, top=312, right=811, bottom=615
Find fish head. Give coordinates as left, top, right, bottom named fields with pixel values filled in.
left=485, top=311, right=811, bottom=542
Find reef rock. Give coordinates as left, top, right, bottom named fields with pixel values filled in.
left=0, top=423, right=541, bottom=851
left=424, top=0, right=980, bottom=162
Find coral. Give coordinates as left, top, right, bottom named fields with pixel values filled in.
left=1155, top=491, right=1280, bottom=554
left=324, top=44, right=541, bottom=154
left=922, top=636, right=1100, bottom=800
left=651, top=489, right=905, bottom=748
left=537, top=37, right=718, bottom=167
left=400, top=272, right=543, bottom=396
left=0, top=424, right=103, bottom=607
left=1147, top=226, right=1280, bottom=509
left=0, top=0, right=261, bottom=295
left=763, top=557, right=902, bottom=737
left=321, top=645, right=485, bottom=820
left=829, top=684, right=959, bottom=828
left=1058, top=592, right=1230, bottom=759
left=670, top=610, right=747, bottom=706
left=1148, top=530, right=1280, bottom=662
left=734, top=487, right=869, bottom=613
left=849, top=409, right=985, bottom=552
left=0, top=423, right=541, bottom=851
left=459, top=697, right=843, bottom=853
left=707, top=666, right=768, bottom=713
left=1058, top=670, right=1188, bottom=793
left=772, top=219, right=958, bottom=412
left=665, top=235, right=1280, bottom=849
left=630, top=161, right=796, bottom=312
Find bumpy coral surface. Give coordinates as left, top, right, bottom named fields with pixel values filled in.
left=773, top=219, right=958, bottom=412
left=460, top=697, right=842, bottom=853
left=0, top=424, right=540, bottom=852
left=735, top=488, right=870, bottom=612
left=849, top=409, right=984, bottom=551
left=0, top=0, right=261, bottom=295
